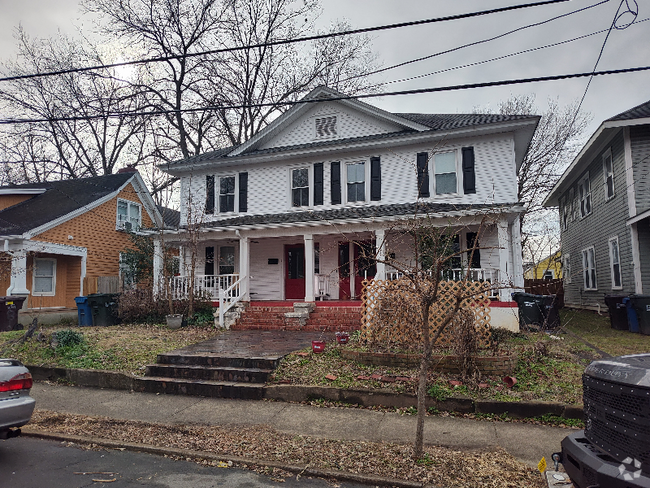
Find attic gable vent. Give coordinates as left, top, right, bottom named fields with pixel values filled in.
left=315, top=116, right=337, bottom=138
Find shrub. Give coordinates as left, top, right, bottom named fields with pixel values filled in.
left=117, top=289, right=214, bottom=325
left=53, top=329, right=84, bottom=348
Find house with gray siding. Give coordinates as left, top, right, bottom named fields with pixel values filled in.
left=156, top=86, right=539, bottom=328
left=544, top=99, right=650, bottom=310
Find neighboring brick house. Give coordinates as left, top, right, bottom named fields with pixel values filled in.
left=156, top=86, right=539, bottom=328
left=544, top=99, right=650, bottom=310
left=0, top=169, right=161, bottom=309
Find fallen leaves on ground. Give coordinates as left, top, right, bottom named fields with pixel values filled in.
left=30, top=409, right=544, bottom=488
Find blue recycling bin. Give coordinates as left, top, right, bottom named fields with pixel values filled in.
left=74, top=296, right=93, bottom=326
left=622, top=297, right=639, bottom=333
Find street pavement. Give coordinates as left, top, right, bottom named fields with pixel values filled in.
left=29, top=382, right=574, bottom=468
left=0, top=436, right=367, bottom=488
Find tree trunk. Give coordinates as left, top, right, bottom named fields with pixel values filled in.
left=414, top=300, right=432, bottom=459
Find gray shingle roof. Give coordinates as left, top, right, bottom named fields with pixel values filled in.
left=157, top=205, right=181, bottom=229
left=0, top=173, right=134, bottom=236
left=397, top=113, right=534, bottom=131
left=184, top=201, right=518, bottom=230
left=607, top=99, right=650, bottom=122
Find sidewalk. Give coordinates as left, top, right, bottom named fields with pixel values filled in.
left=30, top=382, right=573, bottom=468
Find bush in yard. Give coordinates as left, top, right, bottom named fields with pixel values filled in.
left=53, top=329, right=84, bottom=348
left=117, top=289, right=214, bottom=325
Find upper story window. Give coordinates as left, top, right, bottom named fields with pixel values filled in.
left=315, top=116, right=337, bottom=139
left=347, top=162, right=365, bottom=202
left=292, top=168, right=309, bottom=207
left=219, top=176, right=235, bottom=213
left=603, top=149, right=614, bottom=201
left=582, top=246, right=597, bottom=290
left=562, top=253, right=571, bottom=284
left=562, top=196, right=569, bottom=231
left=578, top=173, right=592, bottom=218
left=33, top=258, right=56, bottom=296
left=117, top=199, right=141, bottom=231
left=434, top=152, right=457, bottom=195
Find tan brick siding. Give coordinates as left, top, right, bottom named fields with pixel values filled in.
left=0, top=195, right=33, bottom=211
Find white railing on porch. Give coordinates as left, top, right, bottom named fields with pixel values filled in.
left=218, top=275, right=244, bottom=329
left=386, top=268, right=499, bottom=298
left=170, top=274, right=239, bottom=300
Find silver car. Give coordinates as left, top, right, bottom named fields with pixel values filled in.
left=0, top=359, right=35, bottom=439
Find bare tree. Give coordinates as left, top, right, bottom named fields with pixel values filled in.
left=0, top=29, right=149, bottom=181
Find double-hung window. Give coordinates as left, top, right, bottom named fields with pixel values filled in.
left=578, top=174, right=592, bottom=218
left=608, top=236, right=622, bottom=289
left=562, top=196, right=569, bottom=231
left=434, top=152, right=457, bottom=195
left=562, top=253, right=571, bottom=284
left=219, top=176, right=235, bottom=213
left=582, top=246, right=597, bottom=290
left=292, top=168, right=309, bottom=207
left=347, top=162, right=365, bottom=202
left=603, top=150, right=614, bottom=200
left=33, top=258, right=56, bottom=296
left=117, top=199, right=142, bottom=231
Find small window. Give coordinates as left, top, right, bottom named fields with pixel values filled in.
left=434, top=152, right=457, bottom=195
left=292, top=168, right=309, bottom=207
left=578, top=174, right=592, bottom=218
left=582, top=247, right=597, bottom=290
left=542, top=270, right=555, bottom=280
left=315, top=116, right=337, bottom=138
left=117, top=199, right=142, bottom=231
left=219, top=246, right=235, bottom=275
left=219, top=176, right=235, bottom=213
left=603, top=150, right=614, bottom=200
left=608, top=236, right=622, bottom=289
left=119, top=252, right=136, bottom=290
left=33, top=258, right=56, bottom=296
left=562, top=253, right=571, bottom=284
left=347, top=162, right=365, bottom=202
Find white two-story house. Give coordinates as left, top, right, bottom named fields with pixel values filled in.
left=156, top=86, right=538, bottom=328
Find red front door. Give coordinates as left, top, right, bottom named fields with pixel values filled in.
left=285, top=244, right=305, bottom=300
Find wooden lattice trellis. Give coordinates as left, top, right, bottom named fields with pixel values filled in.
left=361, top=278, right=492, bottom=350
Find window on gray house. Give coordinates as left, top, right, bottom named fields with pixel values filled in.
left=608, top=236, right=622, bottom=289
left=603, top=150, right=614, bottom=200
left=292, top=168, right=309, bottom=207
left=582, top=247, right=596, bottom=290
left=578, top=174, right=592, bottom=218
left=434, top=152, right=457, bottom=195
left=219, top=176, right=235, bottom=212
left=347, top=162, right=365, bottom=202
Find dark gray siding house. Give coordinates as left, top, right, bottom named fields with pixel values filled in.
left=544, top=100, right=650, bottom=310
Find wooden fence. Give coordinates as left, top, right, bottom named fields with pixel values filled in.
left=84, top=276, right=120, bottom=295
left=524, top=278, right=564, bottom=308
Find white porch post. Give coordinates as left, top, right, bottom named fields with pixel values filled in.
left=510, top=216, right=524, bottom=291
left=375, top=229, right=386, bottom=281
left=630, top=223, right=643, bottom=294
left=304, top=234, right=315, bottom=302
left=239, top=234, right=250, bottom=301
left=497, top=218, right=512, bottom=301
left=6, top=248, right=30, bottom=298
left=152, top=238, right=163, bottom=296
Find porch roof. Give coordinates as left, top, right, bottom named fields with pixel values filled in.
left=160, top=201, right=522, bottom=233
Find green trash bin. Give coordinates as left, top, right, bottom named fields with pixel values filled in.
left=86, top=293, right=119, bottom=327
left=512, top=292, right=544, bottom=329
left=629, top=295, right=650, bottom=335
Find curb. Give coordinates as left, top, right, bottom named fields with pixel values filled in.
left=28, top=365, right=584, bottom=420
left=22, top=429, right=433, bottom=488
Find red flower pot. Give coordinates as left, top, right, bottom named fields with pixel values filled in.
left=335, top=332, right=349, bottom=344
left=311, top=340, right=326, bottom=353
left=502, top=376, right=518, bottom=388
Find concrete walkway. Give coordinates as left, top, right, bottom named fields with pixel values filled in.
left=30, top=382, right=573, bottom=468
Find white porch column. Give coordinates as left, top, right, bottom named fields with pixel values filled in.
left=304, top=234, right=315, bottom=302
left=630, top=223, right=643, bottom=294
left=239, top=234, right=250, bottom=301
left=375, top=229, right=386, bottom=281
left=152, top=238, right=163, bottom=296
left=510, top=216, right=524, bottom=291
left=497, top=218, right=512, bottom=301
left=6, top=249, right=30, bottom=298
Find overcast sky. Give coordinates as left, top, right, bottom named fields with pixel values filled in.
left=0, top=0, right=648, bottom=140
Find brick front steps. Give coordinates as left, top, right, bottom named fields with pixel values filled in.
left=341, top=350, right=517, bottom=376
left=233, top=303, right=362, bottom=331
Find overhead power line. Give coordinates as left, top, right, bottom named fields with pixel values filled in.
left=2, top=65, right=649, bottom=125
left=0, top=0, right=570, bottom=84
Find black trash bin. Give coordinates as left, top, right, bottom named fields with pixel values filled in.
left=629, top=295, right=650, bottom=335
left=0, top=296, right=27, bottom=332
left=512, top=292, right=561, bottom=330
left=86, top=293, right=119, bottom=327
left=604, top=295, right=629, bottom=330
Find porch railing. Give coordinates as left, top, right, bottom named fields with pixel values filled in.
left=386, top=268, right=499, bottom=298
left=170, top=274, right=239, bottom=300
left=219, top=275, right=244, bottom=329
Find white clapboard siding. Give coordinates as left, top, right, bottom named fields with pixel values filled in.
left=249, top=239, right=285, bottom=300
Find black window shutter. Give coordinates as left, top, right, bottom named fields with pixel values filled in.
left=331, top=161, right=341, bottom=205
left=314, top=163, right=324, bottom=206
left=416, top=152, right=430, bottom=198
left=205, top=175, right=215, bottom=214
left=238, top=172, right=248, bottom=212
left=370, top=156, right=381, bottom=201
left=462, top=147, right=476, bottom=194
left=466, top=232, right=480, bottom=268
left=205, top=246, right=214, bottom=275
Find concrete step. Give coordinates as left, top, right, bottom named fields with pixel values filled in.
left=145, top=364, right=273, bottom=383
left=136, top=376, right=265, bottom=400
left=155, top=353, right=282, bottom=370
